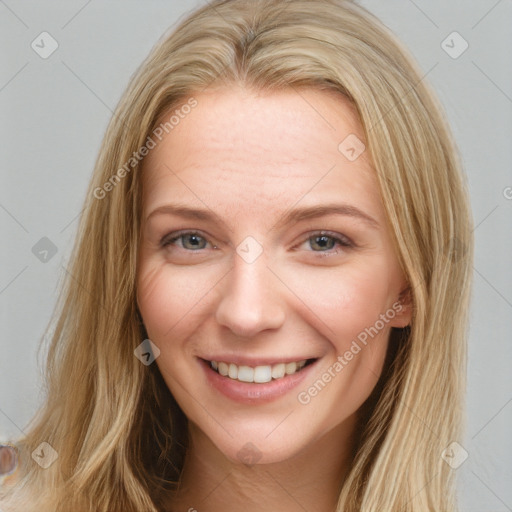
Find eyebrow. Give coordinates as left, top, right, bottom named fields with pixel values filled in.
left=145, top=203, right=379, bottom=230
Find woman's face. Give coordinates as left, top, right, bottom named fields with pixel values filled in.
left=137, top=85, right=411, bottom=464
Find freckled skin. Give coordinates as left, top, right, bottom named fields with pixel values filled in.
left=136, top=85, right=411, bottom=511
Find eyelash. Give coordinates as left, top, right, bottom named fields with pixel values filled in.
left=160, top=230, right=354, bottom=255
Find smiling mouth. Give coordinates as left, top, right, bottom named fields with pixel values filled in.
left=206, top=358, right=317, bottom=384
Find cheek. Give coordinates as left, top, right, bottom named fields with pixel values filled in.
left=284, top=261, right=397, bottom=348
left=137, top=259, right=215, bottom=342
left=290, top=265, right=395, bottom=421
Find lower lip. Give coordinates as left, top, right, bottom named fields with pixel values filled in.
left=199, top=358, right=318, bottom=404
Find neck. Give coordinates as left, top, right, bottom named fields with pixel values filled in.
left=165, top=414, right=358, bottom=512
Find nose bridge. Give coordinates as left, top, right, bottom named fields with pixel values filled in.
left=215, top=249, right=285, bottom=337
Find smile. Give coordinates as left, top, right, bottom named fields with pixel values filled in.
left=209, top=359, right=314, bottom=383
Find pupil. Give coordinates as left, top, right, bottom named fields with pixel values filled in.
left=315, top=235, right=333, bottom=250
left=185, top=234, right=203, bottom=249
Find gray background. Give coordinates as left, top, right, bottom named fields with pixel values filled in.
left=1, top=1, right=511, bottom=510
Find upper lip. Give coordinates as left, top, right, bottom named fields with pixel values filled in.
left=199, top=356, right=318, bottom=366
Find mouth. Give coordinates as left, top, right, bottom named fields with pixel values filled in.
left=199, top=356, right=320, bottom=403
left=202, top=358, right=317, bottom=384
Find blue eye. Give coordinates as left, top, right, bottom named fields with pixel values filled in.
left=303, top=232, right=353, bottom=253
left=161, top=231, right=209, bottom=250
left=160, top=230, right=353, bottom=254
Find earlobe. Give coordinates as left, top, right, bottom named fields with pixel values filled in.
left=393, top=287, right=413, bottom=328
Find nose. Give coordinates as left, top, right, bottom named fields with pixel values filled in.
left=215, top=251, right=286, bottom=338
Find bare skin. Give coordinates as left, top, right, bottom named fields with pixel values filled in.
left=136, top=84, right=411, bottom=512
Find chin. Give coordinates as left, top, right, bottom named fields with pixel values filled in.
left=219, top=436, right=304, bottom=466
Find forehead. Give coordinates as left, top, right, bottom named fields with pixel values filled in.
left=141, top=85, right=382, bottom=222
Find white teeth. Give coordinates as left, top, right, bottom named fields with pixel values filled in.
left=254, top=366, right=272, bottom=383
left=228, top=363, right=238, bottom=380
left=237, top=366, right=254, bottom=382
left=285, top=362, right=297, bottom=374
left=218, top=362, right=229, bottom=376
left=209, top=359, right=309, bottom=383
left=271, top=363, right=285, bottom=379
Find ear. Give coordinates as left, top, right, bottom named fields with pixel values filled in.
left=390, top=287, right=413, bottom=328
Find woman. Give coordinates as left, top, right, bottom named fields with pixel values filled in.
left=0, top=0, right=473, bottom=510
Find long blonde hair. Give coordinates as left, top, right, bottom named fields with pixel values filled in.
left=0, top=0, right=473, bottom=510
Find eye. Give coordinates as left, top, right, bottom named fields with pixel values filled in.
left=298, top=231, right=353, bottom=254
left=160, top=231, right=213, bottom=251
left=159, top=230, right=353, bottom=255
